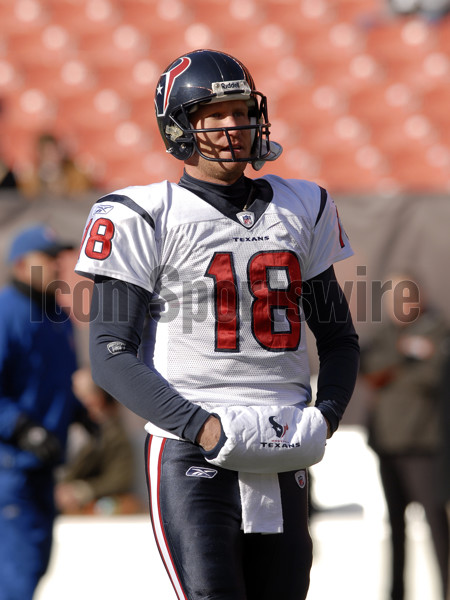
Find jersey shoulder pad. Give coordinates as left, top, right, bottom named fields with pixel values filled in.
left=262, top=175, right=324, bottom=226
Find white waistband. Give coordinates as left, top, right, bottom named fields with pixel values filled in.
left=144, top=421, right=183, bottom=441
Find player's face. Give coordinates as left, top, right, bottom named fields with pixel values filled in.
left=185, top=99, right=253, bottom=184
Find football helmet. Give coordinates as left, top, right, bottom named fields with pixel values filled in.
left=154, top=49, right=282, bottom=169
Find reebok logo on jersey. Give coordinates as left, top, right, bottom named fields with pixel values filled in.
left=186, top=466, right=218, bottom=479
left=94, top=205, right=114, bottom=214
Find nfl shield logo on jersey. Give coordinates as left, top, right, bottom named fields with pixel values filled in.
left=295, top=470, right=307, bottom=489
left=236, top=211, right=255, bottom=228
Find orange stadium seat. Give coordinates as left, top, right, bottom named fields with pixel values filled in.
left=21, top=60, right=97, bottom=100
left=77, top=25, right=149, bottom=68
left=0, top=59, right=24, bottom=95
left=75, top=122, right=151, bottom=162
left=5, top=25, right=78, bottom=67
left=262, top=0, right=337, bottom=35
left=311, top=55, right=385, bottom=95
left=276, top=84, right=348, bottom=135
left=388, top=148, right=450, bottom=193
left=188, top=0, right=266, bottom=34
left=221, top=23, right=295, bottom=71
left=129, top=96, right=159, bottom=133
left=315, top=148, right=389, bottom=194
left=0, top=126, right=36, bottom=168
left=118, top=0, right=193, bottom=34
left=374, top=112, right=439, bottom=154
left=97, top=151, right=183, bottom=190
left=274, top=145, right=322, bottom=181
left=57, top=89, right=131, bottom=131
left=435, top=16, right=450, bottom=54
left=347, top=82, right=420, bottom=127
left=1, top=0, right=449, bottom=194
left=296, top=21, right=365, bottom=67
left=96, top=59, right=159, bottom=100
left=364, top=18, right=438, bottom=66
left=2, top=88, right=56, bottom=132
left=420, top=86, right=450, bottom=127
left=302, top=114, right=371, bottom=158
left=0, top=0, right=50, bottom=35
left=330, top=0, right=384, bottom=22
left=47, top=0, right=122, bottom=34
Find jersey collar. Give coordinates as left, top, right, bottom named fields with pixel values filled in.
left=178, top=172, right=273, bottom=229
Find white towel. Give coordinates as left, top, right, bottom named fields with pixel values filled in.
left=238, top=472, right=283, bottom=534
left=204, top=405, right=327, bottom=474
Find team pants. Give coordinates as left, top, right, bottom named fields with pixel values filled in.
left=0, top=468, right=55, bottom=600
left=145, top=435, right=313, bottom=600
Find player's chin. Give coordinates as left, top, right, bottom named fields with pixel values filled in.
left=217, top=159, right=248, bottom=176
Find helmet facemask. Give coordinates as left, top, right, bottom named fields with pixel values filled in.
left=165, top=91, right=272, bottom=165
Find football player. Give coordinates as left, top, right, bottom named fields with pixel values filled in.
left=76, top=49, right=360, bottom=600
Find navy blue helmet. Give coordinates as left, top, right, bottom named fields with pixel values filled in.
left=154, top=49, right=282, bottom=169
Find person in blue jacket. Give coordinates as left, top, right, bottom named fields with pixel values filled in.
left=0, top=224, right=84, bottom=600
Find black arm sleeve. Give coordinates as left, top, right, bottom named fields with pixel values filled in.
left=303, top=266, right=360, bottom=434
left=89, top=277, right=211, bottom=444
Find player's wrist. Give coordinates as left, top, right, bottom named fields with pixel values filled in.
left=196, top=415, right=224, bottom=452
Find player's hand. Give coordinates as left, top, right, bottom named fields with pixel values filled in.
left=196, top=415, right=222, bottom=451
left=325, top=418, right=332, bottom=439
left=13, top=416, right=62, bottom=465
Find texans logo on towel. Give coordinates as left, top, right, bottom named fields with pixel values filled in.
left=269, top=416, right=289, bottom=439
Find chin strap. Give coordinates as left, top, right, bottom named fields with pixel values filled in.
left=251, top=141, right=283, bottom=171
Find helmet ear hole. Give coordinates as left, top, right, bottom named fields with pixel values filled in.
left=167, top=140, right=195, bottom=161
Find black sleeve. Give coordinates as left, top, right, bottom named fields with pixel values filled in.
left=303, top=266, right=360, bottom=435
left=89, top=277, right=211, bottom=444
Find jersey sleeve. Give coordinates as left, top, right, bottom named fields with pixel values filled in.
left=75, top=191, right=160, bottom=292
left=303, top=187, right=353, bottom=281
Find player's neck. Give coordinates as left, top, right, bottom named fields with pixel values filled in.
left=184, top=161, right=247, bottom=186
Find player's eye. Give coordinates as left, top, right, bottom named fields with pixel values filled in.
left=233, top=110, right=250, bottom=121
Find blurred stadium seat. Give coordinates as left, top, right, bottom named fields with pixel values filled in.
left=5, top=26, right=78, bottom=67
left=0, top=0, right=50, bottom=35
left=48, top=0, right=122, bottom=34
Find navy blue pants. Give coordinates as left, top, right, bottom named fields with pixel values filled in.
left=0, top=468, right=55, bottom=600
left=145, top=435, right=313, bottom=600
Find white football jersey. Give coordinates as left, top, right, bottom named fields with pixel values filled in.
left=76, top=175, right=353, bottom=412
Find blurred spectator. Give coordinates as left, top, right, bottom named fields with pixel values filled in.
left=360, top=272, right=449, bottom=600
left=439, top=334, right=450, bottom=600
left=0, top=224, right=85, bottom=600
left=55, top=367, right=139, bottom=516
left=18, top=133, right=93, bottom=200
left=0, top=158, right=18, bottom=189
